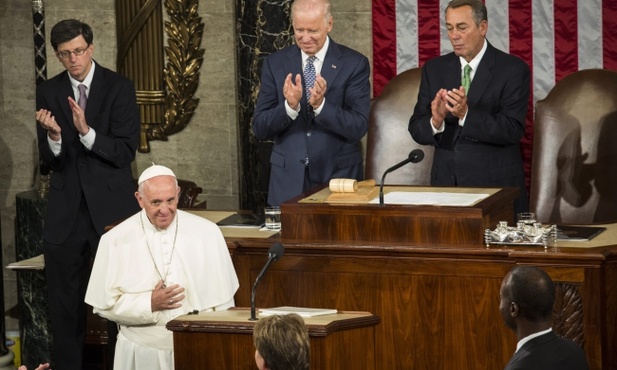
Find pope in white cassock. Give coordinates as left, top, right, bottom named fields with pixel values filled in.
left=85, top=164, right=239, bottom=369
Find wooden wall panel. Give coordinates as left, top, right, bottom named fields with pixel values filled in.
left=231, top=239, right=617, bottom=369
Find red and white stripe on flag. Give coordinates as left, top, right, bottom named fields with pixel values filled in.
left=372, top=0, right=617, bottom=188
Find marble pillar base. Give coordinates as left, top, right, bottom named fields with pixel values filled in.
left=15, top=191, right=52, bottom=369
left=236, top=0, right=293, bottom=212
left=0, top=350, right=15, bottom=370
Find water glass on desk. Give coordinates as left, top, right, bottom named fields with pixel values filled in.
left=265, top=206, right=281, bottom=230
left=517, top=212, right=537, bottom=234
left=517, top=212, right=537, bottom=225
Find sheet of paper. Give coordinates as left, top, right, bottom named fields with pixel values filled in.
left=259, top=306, right=338, bottom=317
left=6, top=254, right=45, bottom=270
left=369, top=191, right=490, bottom=206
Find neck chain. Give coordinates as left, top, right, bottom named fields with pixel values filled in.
left=140, top=211, right=179, bottom=288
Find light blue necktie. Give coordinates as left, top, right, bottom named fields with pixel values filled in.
left=462, top=64, right=472, bottom=92
left=304, top=56, right=317, bottom=102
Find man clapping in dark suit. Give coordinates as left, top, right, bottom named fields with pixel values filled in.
left=35, top=19, right=140, bottom=369
left=409, top=0, right=530, bottom=215
left=252, top=0, right=371, bottom=206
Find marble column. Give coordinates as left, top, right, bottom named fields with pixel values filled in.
left=32, top=0, right=51, bottom=184
left=0, top=208, right=13, bottom=369
left=236, top=0, right=293, bottom=212
left=15, top=191, right=52, bottom=369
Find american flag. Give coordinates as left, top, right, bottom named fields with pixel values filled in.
left=372, top=0, right=617, bottom=185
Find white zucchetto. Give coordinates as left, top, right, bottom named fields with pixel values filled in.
left=138, top=164, right=176, bottom=185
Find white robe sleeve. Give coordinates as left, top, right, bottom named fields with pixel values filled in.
left=85, top=215, right=160, bottom=326
left=85, top=210, right=240, bottom=326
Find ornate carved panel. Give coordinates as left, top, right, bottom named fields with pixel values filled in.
left=115, top=0, right=204, bottom=153
left=553, top=282, right=585, bottom=347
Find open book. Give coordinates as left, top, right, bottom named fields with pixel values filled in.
left=556, top=225, right=606, bottom=242
left=216, top=213, right=265, bottom=228
left=259, top=306, right=338, bottom=317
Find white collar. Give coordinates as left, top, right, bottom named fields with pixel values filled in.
left=301, top=36, right=330, bottom=63
left=515, top=327, right=552, bottom=352
left=459, top=39, right=487, bottom=72
left=69, top=60, right=96, bottom=91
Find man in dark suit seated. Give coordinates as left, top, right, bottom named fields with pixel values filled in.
left=409, top=0, right=529, bottom=215
left=499, top=266, right=589, bottom=370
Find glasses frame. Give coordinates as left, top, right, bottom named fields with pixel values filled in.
left=56, top=44, right=90, bottom=59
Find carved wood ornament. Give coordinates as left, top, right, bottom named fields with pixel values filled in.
left=553, top=282, right=585, bottom=347
left=116, top=0, right=204, bottom=153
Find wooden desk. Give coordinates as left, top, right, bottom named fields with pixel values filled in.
left=167, top=309, right=380, bottom=369
left=281, top=186, right=518, bottom=245
left=184, top=205, right=616, bottom=370
left=229, top=226, right=617, bottom=370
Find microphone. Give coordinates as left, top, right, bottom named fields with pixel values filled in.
left=249, top=242, right=285, bottom=320
left=379, top=149, right=424, bottom=206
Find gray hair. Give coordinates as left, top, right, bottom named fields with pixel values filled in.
left=446, top=0, right=488, bottom=26
left=291, top=0, right=332, bottom=26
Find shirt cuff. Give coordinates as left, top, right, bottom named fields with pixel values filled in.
left=312, top=98, right=325, bottom=116
left=79, top=127, right=96, bottom=150
left=285, top=100, right=300, bottom=120
left=431, top=117, right=445, bottom=135
left=458, top=110, right=469, bottom=127
left=47, top=135, right=62, bottom=157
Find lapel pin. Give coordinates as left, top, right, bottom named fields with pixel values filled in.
left=331, top=64, right=337, bottom=69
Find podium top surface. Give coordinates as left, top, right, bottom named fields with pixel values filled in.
left=280, top=186, right=518, bottom=245
left=166, top=308, right=380, bottom=337
left=300, top=185, right=502, bottom=205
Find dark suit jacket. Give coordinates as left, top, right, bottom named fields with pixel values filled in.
left=252, top=39, right=371, bottom=206
left=36, top=62, right=140, bottom=244
left=409, top=41, right=530, bottom=212
left=504, top=331, right=589, bottom=370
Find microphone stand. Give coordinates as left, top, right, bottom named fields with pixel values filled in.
left=249, top=243, right=284, bottom=320
left=379, top=161, right=409, bottom=206
left=250, top=257, right=276, bottom=321
left=379, top=149, right=425, bottom=206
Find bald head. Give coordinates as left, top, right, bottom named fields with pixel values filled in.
left=504, top=266, right=555, bottom=321
left=499, top=265, right=555, bottom=339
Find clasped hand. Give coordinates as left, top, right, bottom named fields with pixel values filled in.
left=431, top=86, right=468, bottom=128
left=151, top=280, right=185, bottom=312
left=35, top=109, right=62, bottom=142
left=284, top=73, right=327, bottom=111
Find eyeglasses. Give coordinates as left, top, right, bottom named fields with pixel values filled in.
left=56, top=45, right=90, bottom=59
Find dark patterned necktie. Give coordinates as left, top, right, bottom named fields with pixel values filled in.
left=304, top=56, right=317, bottom=102
left=78, top=84, right=88, bottom=111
